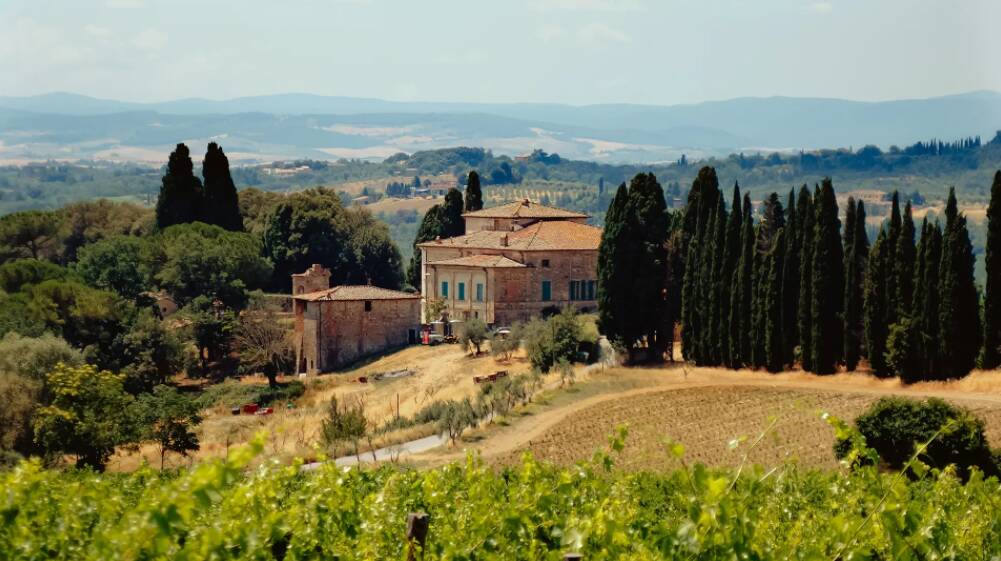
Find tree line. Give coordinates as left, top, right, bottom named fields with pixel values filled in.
left=0, top=141, right=408, bottom=469
left=599, top=167, right=1001, bottom=380
left=406, top=171, right=483, bottom=288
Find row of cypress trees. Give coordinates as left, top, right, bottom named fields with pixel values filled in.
left=675, top=167, right=1001, bottom=380
left=155, top=142, right=243, bottom=232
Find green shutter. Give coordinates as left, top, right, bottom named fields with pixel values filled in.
left=542, top=280, right=551, bottom=301
left=476, top=283, right=483, bottom=301
left=441, top=281, right=448, bottom=297
left=458, top=282, right=465, bottom=301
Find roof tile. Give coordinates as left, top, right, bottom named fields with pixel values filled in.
left=419, top=220, right=602, bottom=251
left=462, top=200, right=588, bottom=219
left=294, top=285, right=420, bottom=302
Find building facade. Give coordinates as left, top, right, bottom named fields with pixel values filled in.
left=292, top=265, right=420, bottom=375
left=418, top=200, right=601, bottom=326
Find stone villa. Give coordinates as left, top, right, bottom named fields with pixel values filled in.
left=418, top=199, right=602, bottom=326
left=292, top=264, right=420, bottom=375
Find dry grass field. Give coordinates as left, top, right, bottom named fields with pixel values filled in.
left=363, top=196, right=439, bottom=215
left=415, top=365, right=1001, bottom=471
left=107, top=343, right=531, bottom=471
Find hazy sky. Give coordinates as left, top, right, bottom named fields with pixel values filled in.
left=2, top=0, right=998, bottom=105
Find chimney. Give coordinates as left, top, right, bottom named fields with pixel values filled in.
left=500, top=234, right=508, bottom=247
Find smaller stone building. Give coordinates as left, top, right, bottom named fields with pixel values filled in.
left=292, top=265, right=420, bottom=375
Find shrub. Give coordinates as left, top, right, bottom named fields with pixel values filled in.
left=194, top=379, right=305, bottom=410
left=459, top=318, right=488, bottom=355
left=524, top=307, right=584, bottom=372
left=489, top=323, right=521, bottom=362
left=0, top=332, right=83, bottom=381
left=835, top=397, right=999, bottom=479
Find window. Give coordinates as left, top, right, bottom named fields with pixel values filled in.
left=441, top=281, right=449, bottom=297
left=569, top=280, right=579, bottom=301
left=586, top=280, right=596, bottom=300
left=541, top=280, right=551, bottom=301
left=364, top=300, right=372, bottom=312
left=475, top=283, right=484, bottom=302
left=541, top=259, right=550, bottom=268
left=458, top=282, right=466, bottom=301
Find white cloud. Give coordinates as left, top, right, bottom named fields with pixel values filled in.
left=577, top=22, right=630, bottom=44
left=106, top=0, right=144, bottom=8
left=807, top=2, right=833, bottom=14
left=536, top=23, right=567, bottom=43
left=528, top=0, right=642, bottom=12
left=132, top=28, right=168, bottom=51
left=84, top=24, right=112, bottom=38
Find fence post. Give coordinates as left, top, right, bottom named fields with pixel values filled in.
left=406, top=511, right=430, bottom=561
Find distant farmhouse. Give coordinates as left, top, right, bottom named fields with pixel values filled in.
left=292, top=264, right=420, bottom=375
left=419, top=199, right=601, bottom=326
left=291, top=199, right=601, bottom=374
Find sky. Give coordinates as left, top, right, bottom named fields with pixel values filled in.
left=1, top=0, right=999, bottom=106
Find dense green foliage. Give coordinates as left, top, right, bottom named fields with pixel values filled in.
left=835, top=397, right=1000, bottom=480
left=263, top=188, right=403, bottom=292
left=406, top=187, right=463, bottom=288
left=523, top=307, right=591, bottom=373
left=2, top=432, right=1000, bottom=559
left=597, top=174, right=671, bottom=354
left=463, top=170, right=483, bottom=212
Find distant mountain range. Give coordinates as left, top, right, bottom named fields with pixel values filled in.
left=1, top=91, right=999, bottom=164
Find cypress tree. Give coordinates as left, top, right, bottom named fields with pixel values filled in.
left=895, top=201, right=917, bottom=317
left=751, top=193, right=785, bottom=369
left=884, top=192, right=902, bottom=320
left=750, top=226, right=767, bottom=368
left=201, top=142, right=243, bottom=231
left=938, top=188, right=982, bottom=378
left=916, top=221, right=943, bottom=377
left=797, top=186, right=815, bottom=371
left=983, top=170, right=1001, bottom=369
left=441, top=188, right=465, bottom=237
left=625, top=173, right=671, bottom=355
left=730, top=194, right=754, bottom=366
left=464, top=171, right=483, bottom=212
left=864, top=229, right=890, bottom=376
left=781, top=188, right=799, bottom=367
left=407, top=205, right=445, bottom=288
left=693, top=195, right=719, bottom=364
left=765, top=228, right=786, bottom=373
left=681, top=167, right=720, bottom=360
left=704, top=193, right=727, bottom=365
left=843, top=200, right=869, bottom=371
left=156, top=143, right=203, bottom=230
left=810, top=178, right=844, bottom=374
left=720, top=183, right=743, bottom=367
left=681, top=211, right=704, bottom=361
left=597, top=183, right=631, bottom=345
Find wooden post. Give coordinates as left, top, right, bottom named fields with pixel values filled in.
left=563, top=554, right=583, bottom=561
left=406, top=511, right=430, bottom=561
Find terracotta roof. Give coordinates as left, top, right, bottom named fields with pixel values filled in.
left=462, top=200, right=588, bottom=219
left=294, top=285, right=420, bottom=302
left=419, top=220, right=602, bottom=251
left=428, top=255, right=527, bottom=268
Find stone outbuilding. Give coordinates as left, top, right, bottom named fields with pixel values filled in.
left=292, top=265, right=420, bottom=375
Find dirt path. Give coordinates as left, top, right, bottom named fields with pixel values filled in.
left=413, top=365, right=1001, bottom=465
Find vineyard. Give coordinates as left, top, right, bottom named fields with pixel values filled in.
left=3, top=432, right=1001, bottom=560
